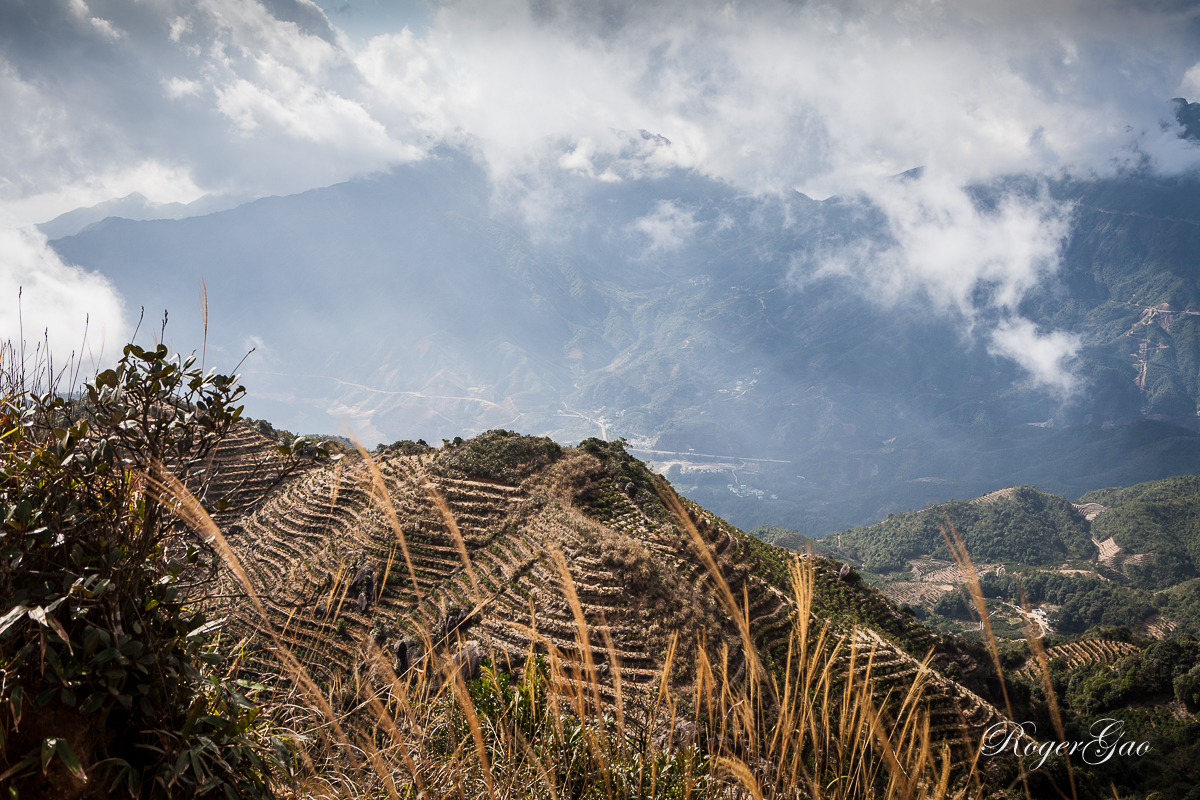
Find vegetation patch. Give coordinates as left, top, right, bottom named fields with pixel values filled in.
left=577, top=437, right=670, bottom=523
left=378, top=437, right=435, bottom=456
left=436, top=429, right=563, bottom=485
left=0, top=344, right=296, bottom=799
left=750, top=525, right=835, bottom=556
left=833, top=486, right=1093, bottom=573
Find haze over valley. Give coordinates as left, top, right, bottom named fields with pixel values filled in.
left=42, top=149, right=1200, bottom=536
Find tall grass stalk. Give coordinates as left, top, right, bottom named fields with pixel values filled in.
left=942, top=520, right=1079, bottom=800
left=349, top=432, right=421, bottom=597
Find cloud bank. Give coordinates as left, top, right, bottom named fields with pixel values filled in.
left=0, top=226, right=130, bottom=373
left=2, top=0, right=1200, bottom=388
left=3, top=0, right=1198, bottom=220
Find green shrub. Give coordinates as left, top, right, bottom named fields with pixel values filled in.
left=1176, top=664, right=1200, bottom=711
left=380, top=438, right=434, bottom=456
left=0, top=343, right=294, bottom=799
left=437, top=429, right=563, bottom=484
left=466, top=656, right=710, bottom=800
left=577, top=438, right=670, bottom=522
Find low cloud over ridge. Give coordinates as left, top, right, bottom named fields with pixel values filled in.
left=0, top=226, right=129, bottom=372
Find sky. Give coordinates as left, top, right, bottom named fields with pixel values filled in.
left=3, top=0, right=1200, bottom=380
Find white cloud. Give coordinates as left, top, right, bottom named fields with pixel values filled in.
left=213, top=64, right=403, bottom=155
left=0, top=226, right=130, bottom=373
left=633, top=200, right=700, bottom=253
left=849, top=176, right=1070, bottom=317
left=0, top=51, right=206, bottom=224
left=69, top=0, right=125, bottom=40
left=88, top=16, right=125, bottom=40
left=800, top=172, right=1079, bottom=389
left=360, top=0, right=1200, bottom=199
left=558, top=137, right=597, bottom=177
left=164, top=77, right=203, bottom=99
left=169, top=16, right=192, bottom=44
left=990, top=318, right=1082, bottom=396
left=3, top=159, right=205, bottom=228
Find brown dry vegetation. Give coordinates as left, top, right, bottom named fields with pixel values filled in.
left=174, top=427, right=1054, bottom=800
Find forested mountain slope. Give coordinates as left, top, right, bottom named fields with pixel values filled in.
left=824, top=476, right=1200, bottom=641
left=811, top=473, right=1200, bottom=796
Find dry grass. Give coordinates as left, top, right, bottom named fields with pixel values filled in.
left=160, top=447, right=1056, bottom=800
left=941, top=520, right=1081, bottom=800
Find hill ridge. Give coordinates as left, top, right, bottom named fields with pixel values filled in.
left=208, top=426, right=1017, bottom=761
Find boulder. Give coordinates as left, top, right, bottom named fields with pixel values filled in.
left=453, top=640, right=485, bottom=682
left=394, top=638, right=423, bottom=675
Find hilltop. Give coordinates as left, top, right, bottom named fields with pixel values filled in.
left=204, top=425, right=1200, bottom=798
left=207, top=426, right=1012, bottom=747
left=821, top=476, right=1200, bottom=640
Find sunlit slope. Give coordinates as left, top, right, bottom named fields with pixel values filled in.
left=824, top=476, right=1200, bottom=638
left=208, top=428, right=1016, bottom=758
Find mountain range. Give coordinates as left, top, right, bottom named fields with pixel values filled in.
left=47, top=137, right=1200, bottom=537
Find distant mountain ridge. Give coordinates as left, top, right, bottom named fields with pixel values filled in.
left=38, top=191, right=251, bottom=239
left=829, top=484, right=1095, bottom=574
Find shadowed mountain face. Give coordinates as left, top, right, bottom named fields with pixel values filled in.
left=50, top=151, right=1200, bottom=535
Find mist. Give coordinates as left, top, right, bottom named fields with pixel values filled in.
left=0, top=225, right=129, bottom=373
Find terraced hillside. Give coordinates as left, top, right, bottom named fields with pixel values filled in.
left=198, top=423, right=306, bottom=515
left=1017, top=639, right=1142, bottom=679
left=206, top=428, right=1017, bottom=760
